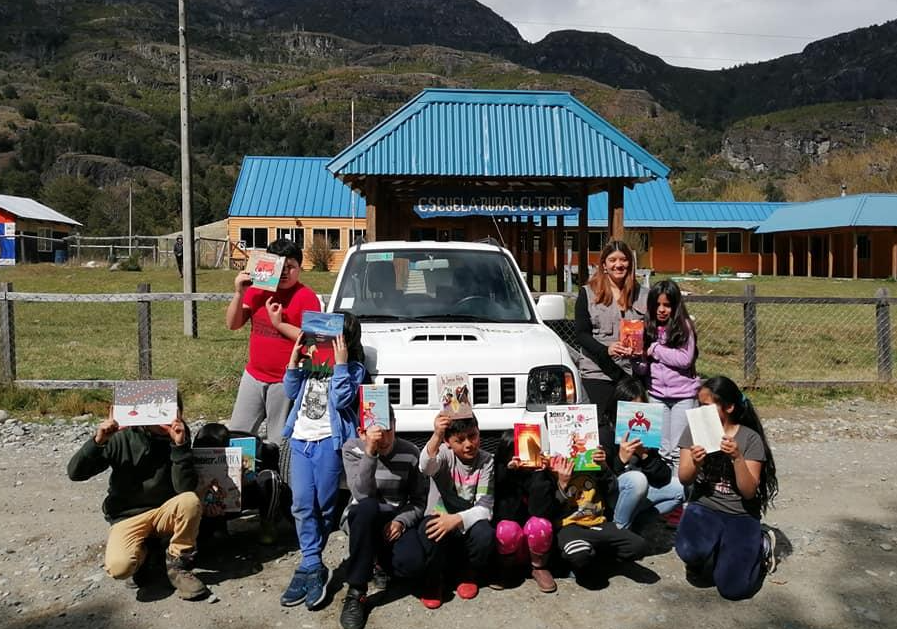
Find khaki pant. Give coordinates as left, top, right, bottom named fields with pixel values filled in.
left=104, top=492, right=202, bottom=579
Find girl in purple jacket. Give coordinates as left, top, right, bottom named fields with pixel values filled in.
left=638, top=280, right=700, bottom=470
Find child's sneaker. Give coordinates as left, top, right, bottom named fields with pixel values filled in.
left=419, top=575, right=443, bottom=609
left=305, top=565, right=332, bottom=610
left=165, top=551, right=210, bottom=601
left=456, top=571, right=479, bottom=600
left=762, top=526, right=777, bottom=574
left=339, top=587, right=368, bottom=629
left=371, top=564, right=390, bottom=591
left=663, top=505, right=684, bottom=528
left=280, top=568, right=310, bottom=607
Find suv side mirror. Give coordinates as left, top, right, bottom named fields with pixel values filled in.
left=535, top=294, right=566, bottom=321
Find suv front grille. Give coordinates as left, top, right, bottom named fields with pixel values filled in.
left=500, top=377, right=516, bottom=404
left=411, top=377, right=429, bottom=405
left=472, top=377, right=489, bottom=405
left=383, top=377, right=400, bottom=405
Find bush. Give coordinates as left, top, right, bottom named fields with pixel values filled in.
left=308, top=235, right=333, bottom=271
left=719, top=266, right=733, bottom=275
left=687, top=268, right=703, bottom=277
left=1, top=85, right=18, bottom=100
left=17, top=101, right=38, bottom=120
left=118, top=253, right=142, bottom=272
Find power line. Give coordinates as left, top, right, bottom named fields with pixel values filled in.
left=508, top=18, right=816, bottom=41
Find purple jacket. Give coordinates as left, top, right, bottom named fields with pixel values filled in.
left=635, top=324, right=700, bottom=399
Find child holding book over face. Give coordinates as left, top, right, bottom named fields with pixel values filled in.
left=676, top=376, right=779, bottom=601
left=415, top=412, right=495, bottom=609
left=635, top=279, right=700, bottom=471
left=280, top=313, right=366, bottom=611
left=599, top=378, right=685, bottom=530
left=490, top=430, right=557, bottom=594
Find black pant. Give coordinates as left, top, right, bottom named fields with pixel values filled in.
left=582, top=378, right=617, bottom=419
left=175, top=255, right=183, bottom=277
left=557, top=522, right=647, bottom=572
left=413, top=515, right=495, bottom=576
left=346, top=497, right=427, bottom=589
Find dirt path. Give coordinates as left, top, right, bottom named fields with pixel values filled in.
left=1, top=404, right=896, bottom=629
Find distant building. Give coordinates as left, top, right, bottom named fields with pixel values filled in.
left=0, top=195, right=82, bottom=265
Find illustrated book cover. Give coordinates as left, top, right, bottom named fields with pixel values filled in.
left=545, top=404, right=601, bottom=471
left=247, top=251, right=285, bottom=292
left=437, top=372, right=473, bottom=420
left=193, top=447, right=242, bottom=513
left=112, top=380, right=178, bottom=427
left=359, top=384, right=391, bottom=430
left=620, top=319, right=645, bottom=354
left=614, top=401, right=664, bottom=450
left=513, top=423, right=543, bottom=468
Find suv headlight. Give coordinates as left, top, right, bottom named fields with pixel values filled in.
left=526, top=365, right=576, bottom=410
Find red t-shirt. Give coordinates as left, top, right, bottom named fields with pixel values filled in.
left=243, top=283, right=321, bottom=383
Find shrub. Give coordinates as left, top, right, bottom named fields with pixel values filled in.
left=119, top=253, right=142, bottom=272
left=17, top=101, right=38, bottom=120
left=308, top=235, right=332, bottom=271
left=687, top=268, right=703, bottom=277
left=1, top=85, right=18, bottom=100
left=719, top=266, right=734, bottom=275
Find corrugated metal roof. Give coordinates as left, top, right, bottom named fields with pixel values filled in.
left=0, top=194, right=82, bottom=226
left=755, top=194, right=897, bottom=234
left=327, top=89, right=670, bottom=180
left=228, top=156, right=364, bottom=218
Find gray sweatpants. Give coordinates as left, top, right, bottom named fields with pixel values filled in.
left=228, top=370, right=292, bottom=441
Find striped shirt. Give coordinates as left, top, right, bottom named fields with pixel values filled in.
left=419, top=443, right=494, bottom=533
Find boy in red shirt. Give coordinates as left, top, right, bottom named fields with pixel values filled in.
left=226, top=239, right=320, bottom=440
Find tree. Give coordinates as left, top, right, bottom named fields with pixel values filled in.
left=39, top=176, right=98, bottom=225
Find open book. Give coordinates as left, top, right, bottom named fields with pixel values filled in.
left=686, top=405, right=725, bottom=453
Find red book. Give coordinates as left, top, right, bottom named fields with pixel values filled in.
left=620, top=319, right=644, bottom=354
left=514, top=423, right=543, bottom=468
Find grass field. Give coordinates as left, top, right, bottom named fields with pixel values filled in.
left=1, top=264, right=896, bottom=419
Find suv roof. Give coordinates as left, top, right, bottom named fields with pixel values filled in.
left=348, top=240, right=505, bottom=253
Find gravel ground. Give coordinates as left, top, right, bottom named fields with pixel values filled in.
left=1, top=399, right=896, bottom=629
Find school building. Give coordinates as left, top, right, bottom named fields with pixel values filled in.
left=0, top=194, right=82, bottom=265
left=226, top=88, right=897, bottom=280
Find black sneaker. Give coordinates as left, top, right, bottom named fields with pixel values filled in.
left=372, top=565, right=390, bottom=591
left=762, top=526, right=777, bottom=574
left=339, top=588, right=368, bottom=629
left=305, top=565, right=332, bottom=610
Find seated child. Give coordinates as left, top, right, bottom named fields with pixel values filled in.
left=491, top=429, right=557, bottom=593
left=66, top=399, right=210, bottom=600
left=338, top=406, right=428, bottom=629
left=415, top=411, right=494, bottom=609
left=599, top=378, right=685, bottom=530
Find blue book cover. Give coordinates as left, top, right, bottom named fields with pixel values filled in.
left=228, top=436, right=257, bottom=481
left=301, top=311, right=345, bottom=337
left=614, top=401, right=664, bottom=450
left=359, top=384, right=391, bottom=430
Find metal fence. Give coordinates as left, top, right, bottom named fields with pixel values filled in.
left=25, top=234, right=230, bottom=269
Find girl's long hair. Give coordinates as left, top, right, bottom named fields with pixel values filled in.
left=701, top=376, right=778, bottom=513
left=494, top=429, right=516, bottom=469
left=338, top=311, right=365, bottom=364
left=586, top=240, right=637, bottom=310
left=645, top=280, right=696, bottom=354
left=599, top=376, right=648, bottom=428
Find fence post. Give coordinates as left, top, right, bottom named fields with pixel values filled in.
left=0, top=282, right=16, bottom=383
left=137, top=283, right=152, bottom=379
left=876, top=288, right=892, bottom=382
left=743, top=284, right=757, bottom=382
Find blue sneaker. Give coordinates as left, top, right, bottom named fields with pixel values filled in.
left=280, top=568, right=310, bottom=607
left=305, top=566, right=332, bottom=610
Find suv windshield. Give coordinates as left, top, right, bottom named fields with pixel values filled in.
left=334, top=248, right=535, bottom=323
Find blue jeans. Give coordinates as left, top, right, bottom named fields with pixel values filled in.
left=612, top=470, right=685, bottom=529
left=289, top=437, right=342, bottom=571
left=650, top=395, right=696, bottom=468
left=675, top=502, right=765, bottom=601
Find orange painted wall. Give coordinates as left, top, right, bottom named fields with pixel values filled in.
left=228, top=217, right=365, bottom=271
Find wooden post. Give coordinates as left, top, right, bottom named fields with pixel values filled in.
left=510, top=218, right=519, bottom=259
left=853, top=231, right=858, bottom=279
left=365, top=179, right=378, bottom=242
left=680, top=244, right=685, bottom=274
left=772, top=235, right=778, bottom=277
left=807, top=235, right=812, bottom=277
left=891, top=233, right=896, bottom=280
left=648, top=237, right=655, bottom=269
left=0, top=282, right=15, bottom=383
left=743, top=283, right=757, bottom=382
left=137, top=283, right=152, bottom=379
left=756, top=251, right=761, bottom=276
left=526, top=216, right=534, bottom=290
left=539, top=216, right=548, bottom=292
left=876, top=288, right=892, bottom=382
left=712, top=230, right=718, bottom=274
left=578, top=195, right=588, bottom=289
left=178, top=0, right=197, bottom=338
left=556, top=215, right=565, bottom=293
left=829, top=233, right=834, bottom=278
left=608, top=182, right=625, bottom=241
left=788, top=237, right=794, bottom=276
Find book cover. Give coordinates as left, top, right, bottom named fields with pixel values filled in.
left=247, top=251, right=285, bottom=292
left=614, top=401, right=664, bottom=450
left=437, top=372, right=473, bottom=420
left=545, top=404, right=601, bottom=471
left=301, top=311, right=345, bottom=337
left=513, top=423, right=543, bottom=468
left=685, top=405, right=725, bottom=454
left=359, top=384, right=391, bottom=430
left=112, top=380, right=178, bottom=427
left=620, top=319, right=645, bottom=354
left=193, top=447, right=242, bottom=513
left=228, top=437, right=257, bottom=481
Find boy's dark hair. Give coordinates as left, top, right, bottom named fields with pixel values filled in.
left=193, top=422, right=230, bottom=448
left=599, top=376, right=647, bottom=427
left=494, top=428, right=515, bottom=468
left=337, top=310, right=365, bottom=364
left=267, top=238, right=303, bottom=266
left=445, top=414, right=479, bottom=440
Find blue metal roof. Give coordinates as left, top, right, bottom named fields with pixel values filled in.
left=327, top=89, right=670, bottom=180
left=755, top=194, right=897, bottom=234
left=228, top=156, right=364, bottom=218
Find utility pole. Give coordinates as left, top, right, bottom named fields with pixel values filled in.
left=178, top=0, right=197, bottom=337
left=128, top=180, right=133, bottom=256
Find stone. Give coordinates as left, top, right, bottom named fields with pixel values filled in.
left=881, top=544, right=893, bottom=551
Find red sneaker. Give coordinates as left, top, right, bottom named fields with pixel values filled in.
left=456, top=573, right=479, bottom=600
left=663, top=505, right=684, bottom=528
left=420, top=578, right=443, bottom=609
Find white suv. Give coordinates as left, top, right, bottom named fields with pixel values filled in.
left=328, top=240, right=582, bottom=444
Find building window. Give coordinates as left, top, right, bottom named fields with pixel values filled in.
left=276, top=228, right=304, bottom=249
left=37, top=228, right=52, bottom=253
left=588, top=230, right=608, bottom=252
left=858, top=234, right=871, bottom=260
left=350, top=229, right=366, bottom=246
left=716, top=232, right=743, bottom=254
left=750, top=233, right=774, bottom=254
left=682, top=232, right=709, bottom=254
left=239, top=227, right=269, bottom=250
left=313, top=228, right=341, bottom=250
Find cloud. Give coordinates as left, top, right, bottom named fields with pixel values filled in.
left=479, top=0, right=896, bottom=69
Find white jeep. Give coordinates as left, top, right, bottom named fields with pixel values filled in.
left=328, top=240, right=582, bottom=447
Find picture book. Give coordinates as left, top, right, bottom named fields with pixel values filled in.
left=228, top=436, right=257, bottom=481
left=359, top=384, right=391, bottom=430
left=247, top=251, right=285, bottom=292
left=513, top=423, right=543, bottom=468
left=112, top=379, right=178, bottom=427
left=301, top=311, right=345, bottom=337
left=193, top=447, right=242, bottom=513
left=437, top=372, right=473, bottom=420
left=545, top=404, right=601, bottom=471
left=614, top=401, right=664, bottom=450
left=620, top=319, right=645, bottom=354
left=686, top=405, right=725, bottom=453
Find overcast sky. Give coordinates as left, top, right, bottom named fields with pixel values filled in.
left=478, top=0, right=896, bottom=70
